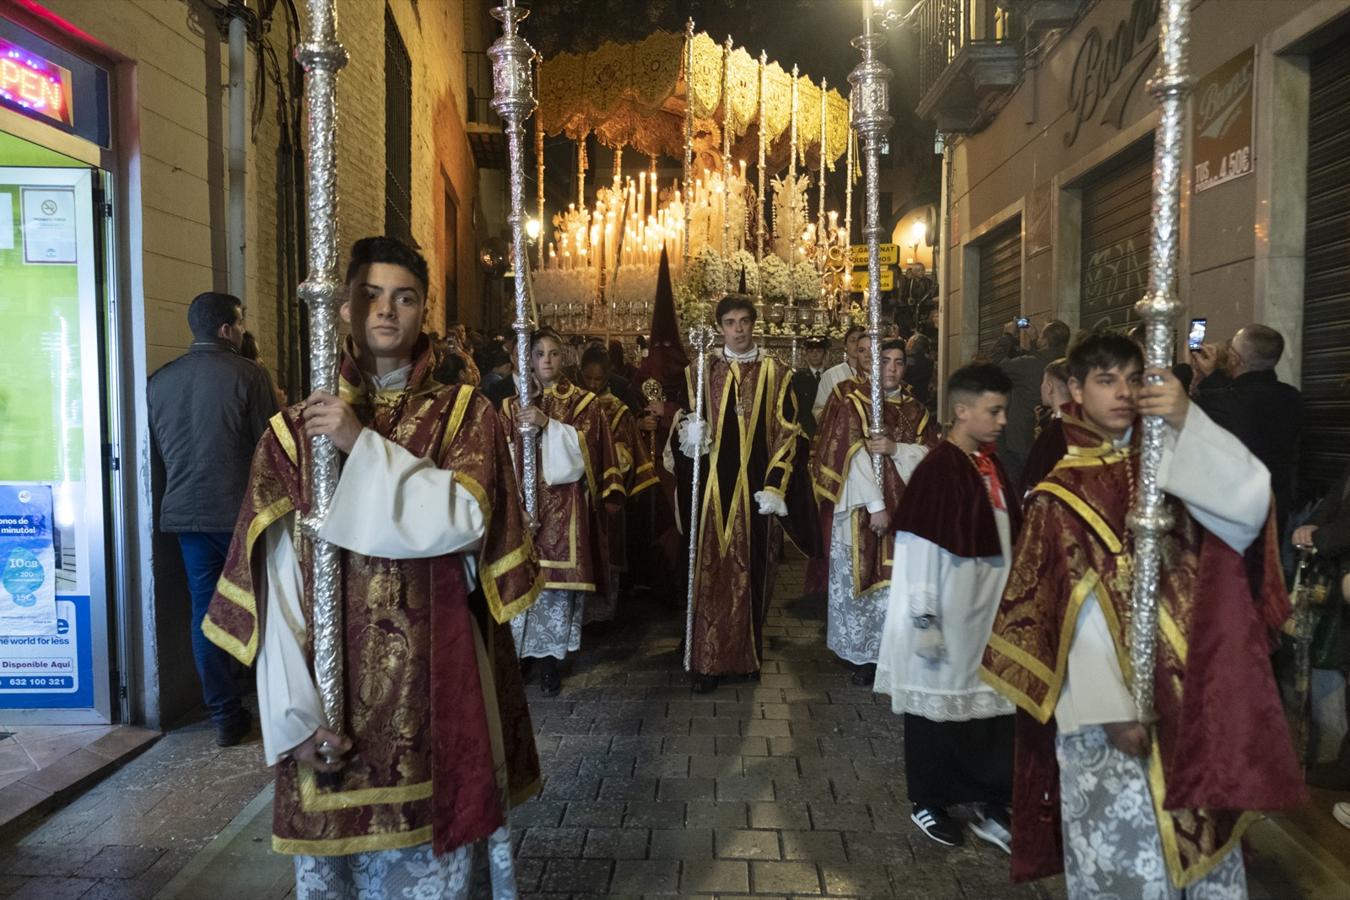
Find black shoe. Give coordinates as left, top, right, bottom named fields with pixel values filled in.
left=970, top=804, right=1012, bottom=854
left=691, top=674, right=719, bottom=693
left=538, top=658, right=561, bottom=697
left=1308, top=763, right=1350, bottom=791
left=911, top=805, right=964, bottom=847
left=215, top=712, right=251, bottom=748
left=850, top=663, right=877, bottom=686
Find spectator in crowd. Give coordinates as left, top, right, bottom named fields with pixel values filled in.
left=1298, top=457, right=1350, bottom=802
left=238, top=330, right=287, bottom=407
left=905, top=333, right=936, bottom=413
left=476, top=342, right=512, bottom=395
left=1191, top=323, right=1303, bottom=530
left=1019, top=357, right=1072, bottom=494
left=994, top=318, right=1071, bottom=484
left=147, top=292, right=278, bottom=746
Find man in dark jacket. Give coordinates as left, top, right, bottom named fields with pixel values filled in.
left=791, top=336, right=830, bottom=437
left=147, top=292, right=277, bottom=745
left=992, top=319, right=1071, bottom=485
left=1192, top=324, right=1303, bottom=531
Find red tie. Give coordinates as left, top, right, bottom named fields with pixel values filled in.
left=972, top=449, right=1006, bottom=512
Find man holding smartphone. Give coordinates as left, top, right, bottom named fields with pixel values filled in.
left=994, top=317, right=1072, bottom=485
left=1191, top=323, right=1303, bottom=531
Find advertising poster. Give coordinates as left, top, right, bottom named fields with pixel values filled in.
left=0, top=596, right=92, bottom=708
left=0, top=483, right=57, bottom=635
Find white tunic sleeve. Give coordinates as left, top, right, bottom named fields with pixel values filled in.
left=894, top=532, right=945, bottom=620
left=319, top=428, right=485, bottom=559
left=839, top=449, right=885, bottom=514
left=1157, top=403, right=1270, bottom=554
left=256, top=514, right=324, bottom=766
left=540, top=419, right=585, bottom=486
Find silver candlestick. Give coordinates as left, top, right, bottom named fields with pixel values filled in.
left=684, top=324, right=718, bottom=671
left=1127, top=0, right=1191, bottom=723
left=489, top=0, right=540, bottom=521
left=850, top=6, right=892, bottom=485
left=296, top=0, right=348, bottom=766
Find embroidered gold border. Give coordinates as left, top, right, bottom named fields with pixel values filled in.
left=298, top=767, right=432, bottom=811
left=270, top=413, right=298, bottom=465
left=453, top=472, right=539, bottom=623
left=1147, top=739, right=1260, bottom=887
left=981, top=569, right=1101, bottom=724
left=272, top=825, right=433, bottom=857
left=201, top=496, right=295, bottom=665
left=1033, top=483, right=1122, bottom=552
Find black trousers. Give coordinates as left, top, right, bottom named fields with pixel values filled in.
left=903, top=713, right=1014, bottom=809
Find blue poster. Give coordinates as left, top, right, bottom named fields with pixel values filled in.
left=0, top=595, right=93, bottom=708
left=0, top=483, right=57, bottom=635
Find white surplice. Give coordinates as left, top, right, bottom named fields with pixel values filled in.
left=826, top=416, right=929, bottom=666
left=510, top=407, right=589, bottom=660
left=873, top=450, right=1016, bottom=721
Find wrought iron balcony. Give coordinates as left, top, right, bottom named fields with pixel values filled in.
left=465, top=50, right=507, bottom=169
left=914, top=0, right=1026, bottom=133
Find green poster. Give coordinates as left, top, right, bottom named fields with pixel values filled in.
left=0, top=185, right=84, bottom=483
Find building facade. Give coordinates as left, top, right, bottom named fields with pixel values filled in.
left=922, top=0, right=1350, bottom=494
left=0, top=0, right=501, bottom=729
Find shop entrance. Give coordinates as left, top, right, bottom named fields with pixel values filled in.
left=0, top=136, right=116, bottom=724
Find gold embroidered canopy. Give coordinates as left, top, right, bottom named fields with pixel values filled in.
left=537, top=30, right=849, bottom=165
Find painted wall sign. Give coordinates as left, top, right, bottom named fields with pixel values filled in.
left=0, top=36, right=73, bottom=127
left=1064, top=0, right=1161, bottom=147
left=1192, top=47, right=1254, bottom=193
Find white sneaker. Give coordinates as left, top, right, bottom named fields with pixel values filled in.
left=1333, top=802, right=1350, bottom=830
left=970, top=807, right=1013, bottom=854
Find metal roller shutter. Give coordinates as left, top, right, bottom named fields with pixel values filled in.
left=1080, top=141, right=1153, bottom=331
left=1301, top=44, right=1350, bottom=493
left=977, top=219, right=1022, bottom=356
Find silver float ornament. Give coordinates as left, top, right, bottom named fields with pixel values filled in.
left=849, top=7, right=892, bottom=485
left=683, top=324, right=719, bottom=671
left=489, top=0, right=540, bottom=521
left=1127, top=0, right=1190, bottom=723
left=296, top=0, right=348, bottom=766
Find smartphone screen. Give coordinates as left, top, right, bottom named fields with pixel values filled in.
left=1187, top=318, right=1207, bottom=350
left=1015, top=317, right=1030, bottom=329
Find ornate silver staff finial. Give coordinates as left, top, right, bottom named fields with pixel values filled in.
left=1127, top=0, right=1191, bottom=723
left=849, top=4, right=893, bottom=485
left=489, top=0, right=540, bottom=521
left=683, top=324, right=719, bottom=671
left=296, top=0, right=348, bottom=767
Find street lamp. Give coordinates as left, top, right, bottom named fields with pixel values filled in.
left=526, top=217, right=541, bottom=242
left=909, top=219, right=926, bottom=263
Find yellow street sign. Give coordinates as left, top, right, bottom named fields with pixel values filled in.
left=844, top=267, right=894, bottom=292
left=849, top=243, right=898, bottom=267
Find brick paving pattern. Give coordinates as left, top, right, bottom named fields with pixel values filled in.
left=511, top=554, right=1064, bottom=899
left=47, top=550, right=1345, bottom=896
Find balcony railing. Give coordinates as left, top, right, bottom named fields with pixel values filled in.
left=464, top=50, right=501, bottom=128
left=464, top=50, right=506, bottom=168
left=918, top=0, right=1021, bottom=99
left=913, top=0, right=1025, bottom=133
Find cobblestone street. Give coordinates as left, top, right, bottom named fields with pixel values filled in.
left=0, top=553, right=1336, bottom=898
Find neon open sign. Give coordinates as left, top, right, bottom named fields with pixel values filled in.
left=0, top=36, right=73, bottom=127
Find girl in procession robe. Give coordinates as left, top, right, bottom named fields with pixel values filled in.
left=202, top=237, right=541, bottom=899
left=874, top=363, right=1021, bottom=853
left=811, top=337, right=937, bottom=685
left=504, top=328, right=624, bottom=696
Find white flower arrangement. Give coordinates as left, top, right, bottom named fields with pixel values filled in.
left=690, top=246, right=724, bottom=298
left=724, top=250, right=759, bottom=295
left=760, top=254, right=790, bottom=300
left=792, top=261, right=822, bottom=302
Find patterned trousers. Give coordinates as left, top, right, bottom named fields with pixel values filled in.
left=1056, top=726, right=1247, bottom=900
left=292, top=827, right=517, bottom=900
